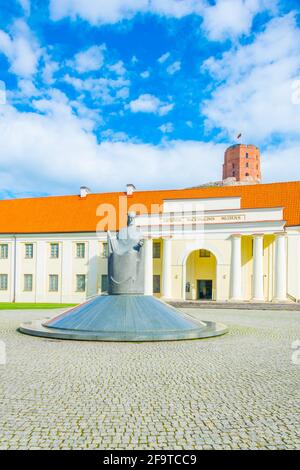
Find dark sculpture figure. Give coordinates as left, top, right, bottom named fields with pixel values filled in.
left=108, top=212, right=145, bottom=295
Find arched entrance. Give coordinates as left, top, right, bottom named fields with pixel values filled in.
left=185, top=249, right=217, bottom=300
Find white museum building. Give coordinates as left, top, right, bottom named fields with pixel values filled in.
left=0, top=175, right=299, bottom=304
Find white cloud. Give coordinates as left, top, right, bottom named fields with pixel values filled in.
left=159, top=122, right=174, bottom=133
left=108, top=60, right=126, bottom=76
left=262, top=141, right=300, bottom=183
left=17, top=79, right=40, bottom=98
left=49, top=0, right=277, bottom=40
left=64, top=74, right=130, bottom=105
left=50, top=0, right=204, bottom=25
left=0, top=96, right=298, bottom=197
left=202, top=13, right=300, bottom=142
left=129, top=94, right=160, bottom=113
left=158, top=103, right=174, bottom=116
left=202, top=0, right=277, bottom=41
left=0, top=20, right=42, bottom=77
left=73, top=45, right=105, bottom=73
left=140, top=70, right=150, bottom=79
left=129, top=94, right=173, bottom=115
left=0, top=101, right=227, bottom=195
left=101, top=129, right=129, bottom=142
left=42, top=59, right=59, bottom=85
left=158, top=52, right=170, bottom=64
left=166, top=60, right=181, bottom=75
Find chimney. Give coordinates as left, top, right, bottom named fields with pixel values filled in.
left=80, top=186, right=91, bottom=198
left=126, top=184, right=136, bottom=196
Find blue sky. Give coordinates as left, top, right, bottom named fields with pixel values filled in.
left=0, top=0, right=300, bottom=198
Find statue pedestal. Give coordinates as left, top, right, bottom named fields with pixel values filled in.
left=19, top=295, right=228, bottom=342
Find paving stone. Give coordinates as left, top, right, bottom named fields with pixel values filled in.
left=0, top=307, right=299, bottom=450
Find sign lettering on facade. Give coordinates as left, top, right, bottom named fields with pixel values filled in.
left=137, top=213, right=247, bottom=227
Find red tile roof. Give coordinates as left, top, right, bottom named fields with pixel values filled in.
left=0, top=181, right=299, bottom=234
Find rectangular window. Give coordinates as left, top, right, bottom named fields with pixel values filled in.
left=101, top=274, right=108, bottom=293
left=49, top=274, right=59, bottom=292
left=25, top=244, right=33, bottom=259
left=199, top=249, right=211, bottom=258
left=76, top=274, right=86, bottom=292
left=24, top=274, right=33, bottom=292
left=76, top=243, right=85, bottom=258
left=246, top=152, right=249, bottom=158
left=246, top=162, right=249, bottom=168
left=153, top=274, right=161, bottom=294
left=0, top=244, right=8, bottom=259
left=102, top=242, right=108, bottom=258
left=0, top=274, right=8, bottom=290
left=50, top=243, right=59, bottom=259
left=153, top=242, right=161, bottom=259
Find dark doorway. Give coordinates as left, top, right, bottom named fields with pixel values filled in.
left=197, top=280, right=213, bottom=300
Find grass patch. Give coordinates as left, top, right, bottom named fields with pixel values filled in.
left=0, top=303, right=77, bottom=310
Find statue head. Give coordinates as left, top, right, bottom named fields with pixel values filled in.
left=127, top=211, right=136, bottom=227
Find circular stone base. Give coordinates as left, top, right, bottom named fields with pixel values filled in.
left=19, top=319, right=228, bottom=342
left=19, top=295, right=228, bottom=342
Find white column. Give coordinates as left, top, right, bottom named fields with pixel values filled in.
left=61, top=240, right=73, bottom=303
left=162, top=238, right=172, bottom=298
left=35, top=240, right=47, bottom=303
left=273, top=233, right=287, bottom=301
left=87, top=239, right=99, bottom=298
left=144, top=238, right=153, bottom=295
left=230, top=234, right=242, bottom=300
left=252, top=234, right=265, bottom=301
left=182, top=262, right=187, bottom=301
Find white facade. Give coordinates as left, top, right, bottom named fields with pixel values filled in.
left=0, top=195, right=299, bottom=303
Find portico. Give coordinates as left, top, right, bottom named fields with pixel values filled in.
left=139, top=197, right=288, bottom=303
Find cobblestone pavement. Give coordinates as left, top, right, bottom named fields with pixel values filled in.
left=0, top=308, right=300, bottom=450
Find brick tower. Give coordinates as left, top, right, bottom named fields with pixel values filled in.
left=223, top=144, right=261, bottom=183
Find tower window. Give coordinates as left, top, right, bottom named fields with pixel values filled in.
left=246, top=153, right=249, bottom=158
left=246, top=162, right=249, bottom=167
left=245, top=172, right=249, bottom=176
